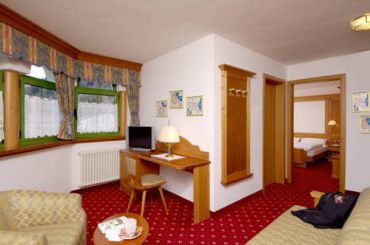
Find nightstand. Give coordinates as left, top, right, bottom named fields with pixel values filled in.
left=328, top=144, right=340, bottom=160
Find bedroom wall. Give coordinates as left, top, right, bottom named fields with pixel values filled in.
left=213, top=35, right=286, bottom=210
left=294, top=101, right=326, bottom=133
left=140, top=35, right=215, bottom=206
left=140, top=34, right=287, bottom=211
left=288, top=50, right=370, bottom=192
left=0, top=146, right=72, bottom=192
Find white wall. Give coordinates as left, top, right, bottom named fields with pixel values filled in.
left=0, top=140, right=126, bottom=193
left=288, top=50, right=370, bottom=192
left=0, top=146, right=72, bottom=192
left=140, top=35, right=215, bottom=205
left=140, top=34, right=287, bottom=212
left=294, top=101, right=326, bottom=133
left=213, top=35, right=286, bottom=210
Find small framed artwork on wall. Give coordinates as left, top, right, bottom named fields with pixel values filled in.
left=352, top=92, right=369, bottom=112
left=186, top=95, right=203, bottom=116
left=169, top=90, right=183, bottom=109
left=156, top=100, right=168, bottom=117
left=360, top=115, right=370, bottom=134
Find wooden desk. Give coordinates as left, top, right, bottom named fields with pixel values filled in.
left=120, top=137, right=210, bottom=224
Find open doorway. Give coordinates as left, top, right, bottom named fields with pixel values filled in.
left=287, top=74, right=346, bottom=193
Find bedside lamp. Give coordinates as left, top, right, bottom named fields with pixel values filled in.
left=328, top=120, right=340, bottom=127
left=158, top=125, right=180, bottom=158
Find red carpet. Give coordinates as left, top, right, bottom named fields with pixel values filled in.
left=77, top=160, right=338, bottom=244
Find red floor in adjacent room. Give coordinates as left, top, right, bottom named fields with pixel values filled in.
left=78, top=160, right=338, bottom=244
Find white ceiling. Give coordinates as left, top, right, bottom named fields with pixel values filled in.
left=1, top=0, right=370, bottom=64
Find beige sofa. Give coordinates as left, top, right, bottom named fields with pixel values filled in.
left=0, top=190, right=86, bottom=245
left=247, top=187, right=370, bottom=245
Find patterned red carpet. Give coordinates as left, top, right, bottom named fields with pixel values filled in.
left=77, top=160, right=338, bottom=244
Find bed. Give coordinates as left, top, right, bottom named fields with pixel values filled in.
left=294, top=137, right=328, bottom=167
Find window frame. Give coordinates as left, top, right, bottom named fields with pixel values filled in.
left=20, top=75, right=59, bottom=146
left=74, top=86, right=121, bottom=139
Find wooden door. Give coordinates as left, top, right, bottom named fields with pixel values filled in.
left=264, top=82, right=276, bottom=186
left=263, top=77, right=286, bottom=188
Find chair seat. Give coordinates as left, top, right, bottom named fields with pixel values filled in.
left=141, top=174, right=166, bottom=187
left=23, top=223, right=84, bottom=245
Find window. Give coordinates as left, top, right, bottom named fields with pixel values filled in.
left=75, top=80, right=120, bottom=138
left=20, top=75, right=61, bottom=145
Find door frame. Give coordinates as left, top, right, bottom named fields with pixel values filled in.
left=262, top=74, right=286, bottom=190
left=287, top=74, right=346, bottom=192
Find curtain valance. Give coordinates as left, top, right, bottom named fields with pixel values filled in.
left=0, top=22, right=141, bottom=87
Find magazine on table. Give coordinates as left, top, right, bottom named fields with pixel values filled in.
left=98, top=216, right=142, bottom=242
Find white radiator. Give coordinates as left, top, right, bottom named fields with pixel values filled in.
left=79, top=149, right=120, bottom=187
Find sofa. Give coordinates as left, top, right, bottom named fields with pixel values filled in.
left=0, top=190, right=87, bottom=245
left=247, top=187, right=370, bottom=245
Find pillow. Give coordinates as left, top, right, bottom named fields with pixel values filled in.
left=300, top=138, right=327, bottom=146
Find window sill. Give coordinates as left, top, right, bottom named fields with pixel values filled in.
left=0, top=136, right=125, bottom=158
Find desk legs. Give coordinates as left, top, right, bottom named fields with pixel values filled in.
left=193, top=164, right=210, bottom=223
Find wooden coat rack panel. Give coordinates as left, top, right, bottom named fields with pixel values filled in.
left=219, top=64, right=256, bottom=185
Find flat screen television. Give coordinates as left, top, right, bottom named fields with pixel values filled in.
left=128, top=126, right=154, bottom=151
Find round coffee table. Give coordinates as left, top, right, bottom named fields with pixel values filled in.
left=93, top=213, right=149, bottom=245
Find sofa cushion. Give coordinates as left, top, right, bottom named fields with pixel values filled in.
left=23, top=223, right=84, bottom=245
left=342, top=187, right=370, bottom=231
left=338, top=229, right=370, bottom=245
left=247, top=205, right=340, bottom=245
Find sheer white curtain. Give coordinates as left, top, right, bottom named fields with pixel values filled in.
left=24, top=95, right=60, bottom=138
left=0, top=92, right=4, bottom=141
left=77, top=98, right=118, bottom=133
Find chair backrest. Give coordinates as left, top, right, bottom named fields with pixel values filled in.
left=125, top=157, right=136, bottom=177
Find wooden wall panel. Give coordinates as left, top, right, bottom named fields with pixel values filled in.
left=219, top=64, right=255, bottom=185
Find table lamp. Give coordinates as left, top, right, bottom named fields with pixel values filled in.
left=158, top=125, right=180, bottom=158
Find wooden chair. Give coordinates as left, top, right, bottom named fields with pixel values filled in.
left=125, top=157, right=169, bottom=216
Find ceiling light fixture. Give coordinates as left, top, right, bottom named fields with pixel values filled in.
left=350, top=13, right=370, bottom=31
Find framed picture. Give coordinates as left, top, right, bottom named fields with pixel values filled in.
left=155, top=100, right=168, bottom=117
left=360, top=115, right=370, bottom=134
left=352, top=92, right=369, bottom=113
left=169, top=90, right=183, bottom=109
left=186, top=95, right=203, bottom=116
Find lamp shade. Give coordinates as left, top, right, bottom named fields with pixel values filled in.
left=350, top=13, right=370, bottom=31
left=328, top=120, right=338, bottom=126
left=158, top=125, right=180, bottom=143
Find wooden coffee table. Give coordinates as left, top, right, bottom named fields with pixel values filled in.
left=93, top=213, right=149, bottom=245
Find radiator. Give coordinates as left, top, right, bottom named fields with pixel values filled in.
left=79, top=149, right=120, bottom=187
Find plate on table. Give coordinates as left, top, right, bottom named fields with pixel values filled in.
left=119, top=226, right=143, bottom=240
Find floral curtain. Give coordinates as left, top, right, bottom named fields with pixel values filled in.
left=0, top=22, right=133, bottom=86
left=55, top=73, right=75, bottom=140
left=127, top=70, right=140, bottom=126
left=0, top=21, right=142, bottom=129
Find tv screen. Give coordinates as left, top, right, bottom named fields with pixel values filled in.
left=128, top=126, right=153, bottom=150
